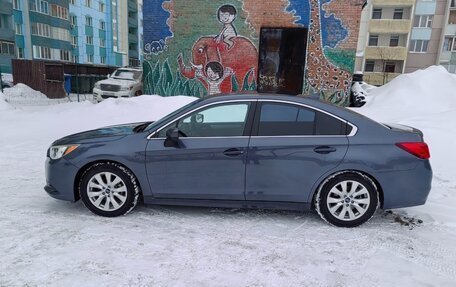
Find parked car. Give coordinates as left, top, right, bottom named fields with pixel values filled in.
left=93, top=67, right=143, bottom=102
left=44, top=94, right=432, bottom=227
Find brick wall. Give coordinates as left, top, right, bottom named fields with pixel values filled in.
left=143, top=0, right=364, bottom=104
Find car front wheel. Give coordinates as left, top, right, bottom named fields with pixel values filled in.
left=79, top=162, right=140, bottom=217
left=315, top=172, right=379, bottom=227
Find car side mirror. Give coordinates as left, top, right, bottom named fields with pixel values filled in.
left=164, top=128, right=180, bottom=147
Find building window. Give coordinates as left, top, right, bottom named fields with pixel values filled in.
left=31, top=23, right=51, bottom=37
left=33, top=45, right=51, bottom=59
left=0, top=41, right=15, bottom=56
left=60, top=50, right=70, bottom=61
left=99, top=2, right=105, bottom=12
left=86, top=36, right=93, bottom=45
left=13, top=0, right=20, bottom=9
left=87, top=54, right=94, bottom=63
left=409, top=40, right=429, bottom=53
left=15, top=23, right=22, bottom=35
left=72, top=36, right=77, bottom=46
left=368, top=35, right=379, bottom=46
left=364, top=60, right=375, bottom=72
left=443, top=37, right=453, bottom=51
left=85, top=16, right=92, bottom=26
left=30, top=0, right=49, bottom=14
left=372, top=8, right=382, bottom=19
left=17, top=47, right=24, bottom=58
left=52, top=27, right=70, bottom=41
left=73, top=55, right=79, bottom=63
left=51, top=5, right=69, bottom=20
left=384, top=62, right=396, bottom=73
left=390, top=35, right=399, bottom=47
left=100, top=38, right=106, bottom=47
left=393, top=9, right=404, bottom=20
left=70, top=15, right=77, bottom=26
left=70, top=0, right=75, bottom=5
left=100, top=56, right=106, bottom=64
left=100, top=20, right=106, bottom=30
left=414, top=15, right=433, bottom=28
left=85, top=0, right=91, bottom=7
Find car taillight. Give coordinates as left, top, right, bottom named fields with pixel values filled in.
left=396, top=142, right=430, bottom=159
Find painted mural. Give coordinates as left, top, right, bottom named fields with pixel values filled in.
left=143, top=0, right=364, bottom=104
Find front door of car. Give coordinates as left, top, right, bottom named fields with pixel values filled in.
left=246, top=101, right=350, bottom=202
left=145, top=101, right=255, bottom=200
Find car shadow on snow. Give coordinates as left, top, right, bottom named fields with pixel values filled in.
left=44, top=199, right=424, bottom=230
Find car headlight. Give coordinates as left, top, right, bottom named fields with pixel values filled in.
left=48, top=145, right=79, bottom=160
left=120, top=86, right=133, bottom=91
left=94, top=82, right=101, bottom=89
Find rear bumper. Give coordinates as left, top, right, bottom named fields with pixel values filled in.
left=44, top=157, right=80, bottom=202
left=378, top=160, right=432, bottom=209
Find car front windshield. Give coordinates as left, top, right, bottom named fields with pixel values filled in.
left=112, top=69, right=141, bottom=80
left=144, top=99, right=202, bottom=132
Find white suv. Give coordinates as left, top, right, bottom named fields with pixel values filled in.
left=93, top=67, right=143, bottom=102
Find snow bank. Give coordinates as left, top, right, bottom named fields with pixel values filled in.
left=0, top=92, right=13, bottom=111
left=4, top=83, right=49, bottom=100
left=360, top=66, right=456, bottom=121
left=0, top=95, right=197, bottom=144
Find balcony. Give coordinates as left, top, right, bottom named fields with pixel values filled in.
left=363, top=72, right=401, bottom=86
left=129, top=50, right=138, bottom=59
left=128, top=1, right=138, bottom=12
left=0, top=28, right=15, bottom=41
left=128, top=17, right=138, bottom=27
left=370, top=0, right=414, bottom=7
left=365, top=46, right=408, bottom=61
left=0, top=0, right=12, bottom=14
left=369, top=19, right=411, bottom=34
left=128, top=33, right=138, bottom=43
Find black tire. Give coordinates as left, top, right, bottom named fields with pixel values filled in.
left=315, top=171, right=379, bottom=227
left=134, top=90, right=142, bottom=97
left=79, top=162, right=140, bottom=217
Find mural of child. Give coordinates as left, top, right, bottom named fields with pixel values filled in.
left=198, top=62, right=234, bottom=95
left=214, top=5, right=238, bottom=49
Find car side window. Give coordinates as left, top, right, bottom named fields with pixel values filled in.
left=258, top=103, right=316, bottom=136
left=158, top=103, right=250, bottom=138
left=257, top=102, right=347, bottom=136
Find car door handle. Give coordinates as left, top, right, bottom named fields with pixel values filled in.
left=314, top=146, right=337, bottom=154
left=223, top=148, right=245, bottom=157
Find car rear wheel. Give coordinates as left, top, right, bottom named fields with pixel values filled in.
left=79, top=162, right=140, bottom=217
left=315, top=172, right=379, bottom=227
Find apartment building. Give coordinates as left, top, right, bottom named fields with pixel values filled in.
left=0, top=0, right=14, bottom=73
left=406, top=0, right=447, bottom=73
left=356, top=0, right=416, bottom=86
left=11, top=0, right=72, bottom=69
left=0, top=0, right=143, bottom=73
left=357, top=0, right=455, bottom=85
left=440, top=0, right=456, bottom=73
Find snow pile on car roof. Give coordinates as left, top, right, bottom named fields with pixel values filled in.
left=359, top=65, right=456, bottom=121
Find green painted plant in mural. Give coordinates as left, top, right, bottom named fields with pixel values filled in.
left=144, top=60, right=208, bottom=98
left=144, top=59, right=258, bottom=98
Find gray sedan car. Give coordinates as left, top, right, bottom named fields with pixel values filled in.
left=45, top=94, right=432, bottom=227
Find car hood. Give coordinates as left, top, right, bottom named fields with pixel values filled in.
left=98, top=78, right=137, bottom=87
left=52, top=122, right=152, bottom=145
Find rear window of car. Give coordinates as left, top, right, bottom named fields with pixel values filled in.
left=257, top=102, right=349, bottom=136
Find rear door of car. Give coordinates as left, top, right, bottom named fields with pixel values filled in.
left=145, top=100, right=256, bottom=200
left=245, top=100, right=350, bottom=202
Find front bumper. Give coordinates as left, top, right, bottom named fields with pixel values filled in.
left=44, top=157, right=80, bottom=202
left=93, top=88, right=132, bottom=102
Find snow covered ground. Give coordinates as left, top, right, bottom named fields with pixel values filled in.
left=1, top=66, right=456, bottom=286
